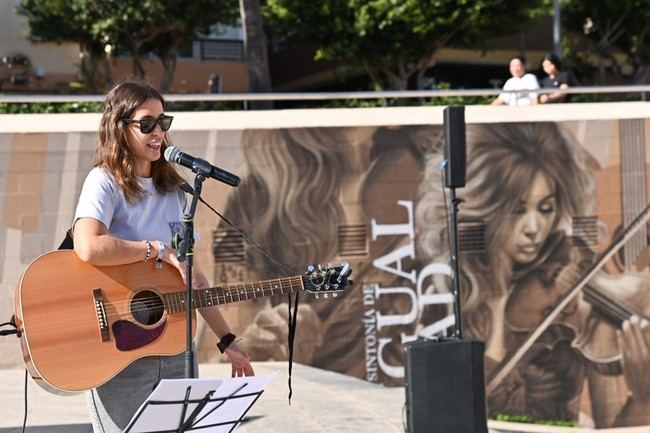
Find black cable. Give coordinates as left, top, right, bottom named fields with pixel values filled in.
left=181, top=183, right=293, bottom=276
left=22, top=369, right=27, bottom=433
left=440, top=163, right=454, bottom=280
left=182, top=185, right=299, bottom=402
left=440, top=163, right=460, bottom=339
left=0, top=320, right=18, bottom=336
left=286, top=291, right=299, bottom=404
left=90, top=389, right=107, bottom=433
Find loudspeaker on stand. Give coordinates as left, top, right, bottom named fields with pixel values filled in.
left=404, top=338, right=488, bottom=433
left=443, top=106, right=467, bottom=188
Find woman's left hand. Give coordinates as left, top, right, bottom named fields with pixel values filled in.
left=225, top=340, right=255, bottom=377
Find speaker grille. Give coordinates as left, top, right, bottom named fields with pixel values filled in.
left=404, top=339, right=488, bottom=433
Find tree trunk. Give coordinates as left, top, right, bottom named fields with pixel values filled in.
left=78, top=43, right=99, bottom=92
left=102, top=55, right=114, bottom=90
left=159, top=49, right=178, bottom=93
left=131, top=43, right=146, bottom=80
left=239, top=0, right=273, bottom=109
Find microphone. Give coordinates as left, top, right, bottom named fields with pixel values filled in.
left=164, top=146, right=240, bottom=187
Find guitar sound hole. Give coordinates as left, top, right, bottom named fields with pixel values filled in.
left=131, top=290, right=164, bottom=325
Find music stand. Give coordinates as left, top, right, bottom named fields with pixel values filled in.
left=123, top=374, right=276, bottom=433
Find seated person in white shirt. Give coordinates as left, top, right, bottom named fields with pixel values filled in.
left=491, top=55, right=540, bottom=106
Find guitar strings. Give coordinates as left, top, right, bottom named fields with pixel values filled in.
left=24, top=279, right=308, bottom=330
left=25, top=270, right=343, bottom=329
left=95, top=277, right=307, bottom=320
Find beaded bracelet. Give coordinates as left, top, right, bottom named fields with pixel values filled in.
left=143, top=240, right=152, bottom=263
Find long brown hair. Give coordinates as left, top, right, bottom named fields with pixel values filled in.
left=97, top=80, right=182, bottom=202
left=221, top=127, right=355, bottom=274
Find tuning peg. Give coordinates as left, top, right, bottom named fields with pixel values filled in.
left=323, top=293, right=329, bottom=299
left=332, top=293, right=339, bottom=298
left=314, top=293, right=320, bottom=299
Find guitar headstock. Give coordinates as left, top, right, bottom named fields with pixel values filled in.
left=302, top=262, right=353, bottom=297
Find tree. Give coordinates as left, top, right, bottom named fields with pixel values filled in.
left=144, top=1, right=240, bottom=92
left=17, top=0, right=110, bottom=91
left=18, top=0, right=239, bottom=91
left=239, top=0, right=273, bottom=108
left=264, top=0, right=550, bottom=90
left=562, top=0, right=650, bottom=84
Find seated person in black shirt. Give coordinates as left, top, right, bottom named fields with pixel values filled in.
left=539, top=53, right=575, bottom=103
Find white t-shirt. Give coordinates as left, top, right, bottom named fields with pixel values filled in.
left=498, top=73, right=540, bottom=106
left=74, top=167, right=186, bottom=244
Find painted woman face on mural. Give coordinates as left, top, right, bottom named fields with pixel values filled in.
left=504, top=170, right=557, bottom=264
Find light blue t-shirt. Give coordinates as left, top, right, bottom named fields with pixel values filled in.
left=74, top=167, right=186, bottom=244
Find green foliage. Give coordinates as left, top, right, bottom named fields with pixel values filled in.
left=264, top=0, right=551, bottom=90
left=561, top=0, right=650, bottom=83
left=493, top=413, right=578, bottom=427
left=0, top=100, right=245, bottom=114
left=0, top=102, right=102, bottom=114
left=16, top=0, right=240, bottom=91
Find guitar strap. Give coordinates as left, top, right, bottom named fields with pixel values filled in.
left=58, top=228, right=74, bottom=250
left=287, top=291, right=299, bottom=404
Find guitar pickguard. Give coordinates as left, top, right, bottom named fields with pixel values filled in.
left=112, top=319, right=166, bottom=351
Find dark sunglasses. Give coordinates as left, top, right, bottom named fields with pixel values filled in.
left=123, top=115, right=174, bottom=134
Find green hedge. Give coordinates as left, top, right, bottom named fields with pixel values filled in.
left=493, top=413, right=578, bottom=427
left=0, top=100, right=248, bottom=114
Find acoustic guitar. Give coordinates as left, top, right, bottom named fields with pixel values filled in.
left=13, top=250, right=352, bottom=394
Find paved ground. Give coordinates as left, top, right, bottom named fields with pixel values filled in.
left=0, top=362, right=648, bottom=433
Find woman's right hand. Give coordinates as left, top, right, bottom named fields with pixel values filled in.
left=619, top=315, right=650, bottom=403
left=159, top=241, right=210, bottom=289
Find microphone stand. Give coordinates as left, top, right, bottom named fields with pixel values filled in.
left=178, top=172, right=207, bottom=379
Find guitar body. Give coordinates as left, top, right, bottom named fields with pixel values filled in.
left=14, top=250, right=195, bottom=394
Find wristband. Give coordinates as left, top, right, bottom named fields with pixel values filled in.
left=217, top=333, right=236, bottom=354
left=143, top=240, right=152, bottom=263
left=156, top=241, right=165, bottom=269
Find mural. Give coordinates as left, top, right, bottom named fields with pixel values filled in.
left=212, top=121, right=650, bottom=428
left=1, top=112, right=649, bottom=429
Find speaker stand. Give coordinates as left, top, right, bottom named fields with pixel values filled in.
left=448, top=185, right=464, bottom=339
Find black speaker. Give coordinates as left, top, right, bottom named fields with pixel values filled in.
left=443, top=106, right=467, bottom=188
left=404, top=338, right=487, bottom=433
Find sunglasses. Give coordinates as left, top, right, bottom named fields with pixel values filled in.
left=123, top=115, right=174, bottom=134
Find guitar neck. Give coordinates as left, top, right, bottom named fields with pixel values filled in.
left=163, top=275, right=305, bottom=313
left=620, top=118, right=648, bottom=267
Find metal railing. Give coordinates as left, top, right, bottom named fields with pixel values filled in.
left=0, top=85, right=648, bottom=104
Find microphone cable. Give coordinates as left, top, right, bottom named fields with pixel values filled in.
left=0, top=317, right=28, bottom=433
left=21, top=369, right=27, bottom=433
left=180, top=183, right=300, bottom=403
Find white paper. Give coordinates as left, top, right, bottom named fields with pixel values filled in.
left=124, top=373, right=276, bottom=433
